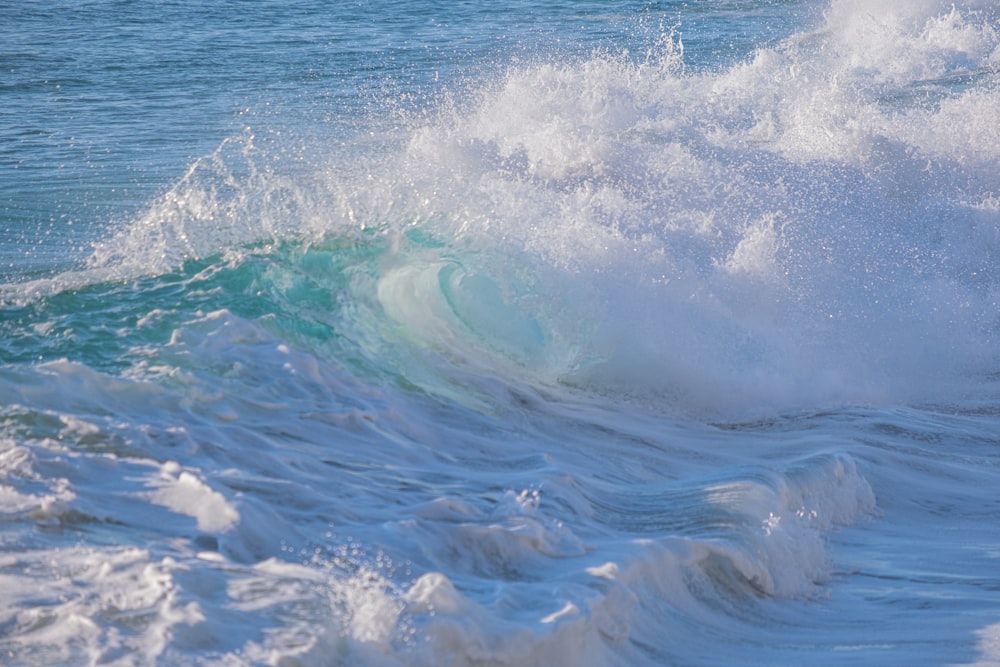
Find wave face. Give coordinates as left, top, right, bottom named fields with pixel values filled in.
left=2, top=1, right=1000, bottom=665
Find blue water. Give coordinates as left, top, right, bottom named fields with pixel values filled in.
left=3, top=1, right=1000, bottom=664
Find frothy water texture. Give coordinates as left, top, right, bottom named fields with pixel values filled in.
left=1, top=0, right=1000, bottom=665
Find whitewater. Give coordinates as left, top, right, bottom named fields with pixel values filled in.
left=2, top=0, right=1000, bottom=664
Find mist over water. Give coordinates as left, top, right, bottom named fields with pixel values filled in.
left=2, top=1, right=1000, bottom=665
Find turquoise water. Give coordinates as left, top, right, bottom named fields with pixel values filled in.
left=3, top=1, right=1000, bottom=665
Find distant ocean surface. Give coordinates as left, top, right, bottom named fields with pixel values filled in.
left=2, top=1, right=1000, bottom=664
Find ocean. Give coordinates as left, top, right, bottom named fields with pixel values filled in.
left=2, top=0, right=1000, bottom=664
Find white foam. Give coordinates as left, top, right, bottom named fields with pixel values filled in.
left=818, top=0, right=999, bottom=84
left=0, top=443, right=76, bottom=517
left=400, top=569, right=633, bottom=667
left=0, top=546, right=203, bottom=665
left=363, top=0, right=1000, bottom=416
left=223, top=556, right=410, bottom=665
left=963, top=622, right=1000, bottom=667
left=147, top=462, right=239, bottom=533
